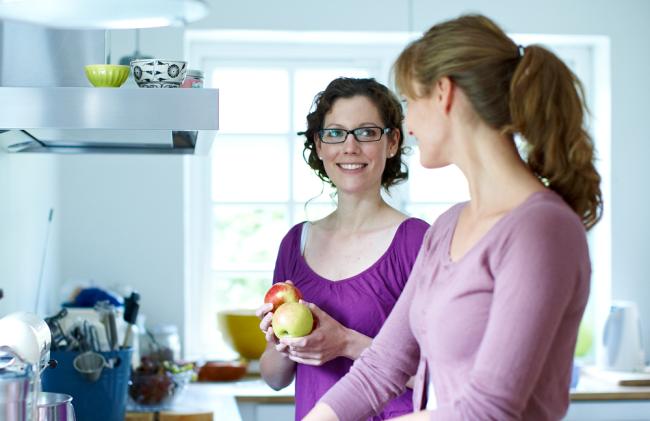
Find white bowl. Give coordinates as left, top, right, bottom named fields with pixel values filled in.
left=130, top=59, right=187, bottom=88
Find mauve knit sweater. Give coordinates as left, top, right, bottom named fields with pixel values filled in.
left=320, top=190, right=590, bottom=420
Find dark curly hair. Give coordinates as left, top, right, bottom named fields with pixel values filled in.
left=300, top=77, right=408, bottom=190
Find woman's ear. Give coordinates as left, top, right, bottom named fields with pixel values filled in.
left=436, top=76, right=455, bottom=114
left=388, top=129, right=401, bottom=157
left=314, top=135, right=322, bottom=158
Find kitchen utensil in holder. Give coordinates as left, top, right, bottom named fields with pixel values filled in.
left=73, top=351, right=108, bottom=382
left=42, top=349, right=132, bottom=421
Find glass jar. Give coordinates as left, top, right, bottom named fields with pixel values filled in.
left=142, top=324, right=181, bottom=362
left=181, top=69, right=204, bottom=88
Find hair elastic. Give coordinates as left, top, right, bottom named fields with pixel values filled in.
left=518, top=44, right=526, bottom=57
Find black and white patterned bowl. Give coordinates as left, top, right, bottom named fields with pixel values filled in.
left=130, top=59, right=187, bottom=88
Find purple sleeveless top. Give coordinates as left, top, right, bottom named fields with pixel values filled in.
left=272, top=217, right=429, bottom=420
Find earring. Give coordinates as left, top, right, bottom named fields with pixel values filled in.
left=318, top=156, right=323, bottom=160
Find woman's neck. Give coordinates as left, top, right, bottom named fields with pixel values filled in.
left=454, top=122, right=545, bottom=218
left=324, top=191, right=396, bottom=233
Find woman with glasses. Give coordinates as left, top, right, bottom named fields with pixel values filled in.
left=303, top=14, right=602, bottom=421
left=256, top=77, right=429, bottom=420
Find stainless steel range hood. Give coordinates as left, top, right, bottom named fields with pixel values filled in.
left=0, top=21, right=218, bottom=154
left=0, top=87, right=219, bottom=154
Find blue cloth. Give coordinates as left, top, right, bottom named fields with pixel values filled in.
left=64, top=287, right=123, bottom=308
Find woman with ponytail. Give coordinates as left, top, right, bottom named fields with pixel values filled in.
left=302, top=14, right=602, bottom=421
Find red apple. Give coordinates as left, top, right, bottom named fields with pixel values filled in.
left=264, top=281, right=302, bottom=312
left=272, top=302, right=314, bottom=338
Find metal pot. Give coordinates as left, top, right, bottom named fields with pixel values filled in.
left=0, top=371, right=29, bottom=421
left=37, top=392, right=75, bottom=421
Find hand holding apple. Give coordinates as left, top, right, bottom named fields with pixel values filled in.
left=264, top=281, right=303, bottom=312
left=280, top=301, right=354, bottom=366
left=272, top=302, right=314, bottom=339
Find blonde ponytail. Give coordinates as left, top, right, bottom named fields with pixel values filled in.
left=507, top=46, right=602, bottom=229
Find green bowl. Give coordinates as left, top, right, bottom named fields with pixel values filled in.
left=84, top=64, right=129, bottom=88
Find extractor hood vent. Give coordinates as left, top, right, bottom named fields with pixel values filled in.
left=0, top=87, right=219, bottom=155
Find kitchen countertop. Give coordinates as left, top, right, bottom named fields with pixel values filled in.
left=127, top=376, right=294, bottom=421
left=570, top=368, right=650, bottom=401
left=128, top=369, right=650, bottom=420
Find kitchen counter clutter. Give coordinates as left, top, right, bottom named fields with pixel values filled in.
left=126, top=376, right=294, bottom=421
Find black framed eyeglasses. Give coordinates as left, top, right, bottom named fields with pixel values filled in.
left=317, top=126, right=392, bottom=144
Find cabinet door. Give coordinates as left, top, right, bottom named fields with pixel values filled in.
left=564, top=401, right=650, bottom=420
left=238, top=402, right=295, bottom=421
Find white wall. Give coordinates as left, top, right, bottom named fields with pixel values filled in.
left=55, top=154, right=186, bottom=343
left=0, top=153, right=59, bottom=318
left=98, top=0, right=649, bottom=357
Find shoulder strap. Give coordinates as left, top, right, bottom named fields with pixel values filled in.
left=300, top=221, right=311, bottom=256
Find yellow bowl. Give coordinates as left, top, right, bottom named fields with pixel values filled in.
left=217, top=309, right=266, bottom=360
left=84, top=64, right=129, bottom=87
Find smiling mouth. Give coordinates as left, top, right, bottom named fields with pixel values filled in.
left=337, top=163, right=367, bottom=170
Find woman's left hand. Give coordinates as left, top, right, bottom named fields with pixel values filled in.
left=279, top=301, right=359, bottom=366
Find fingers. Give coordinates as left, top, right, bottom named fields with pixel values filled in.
left=259, top=312, right=273, bottom=331
left=300, top=300, right=327, bottom=322
left=275, top=342, right=291, bottom=358
left=287, top=348, right=321, bottom=361
left=288, top=354, right=323, bottom=366
left=280, top=336, right=307, bottom=348
left=255, top=303, right=273, bottom=319
left=275, top=341, right=289, bottom=353
left=264, top=327, right=276, bottom=343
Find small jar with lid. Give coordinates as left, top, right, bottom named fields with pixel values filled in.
left=142, top=324, right=181, bottom=361
left=181, top=69, right=204, bottom=88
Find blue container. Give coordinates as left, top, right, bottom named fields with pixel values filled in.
left=42, top=349, right=132, bottom=421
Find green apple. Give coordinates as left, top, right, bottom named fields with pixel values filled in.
left=272, top=302, right=314, bottom=338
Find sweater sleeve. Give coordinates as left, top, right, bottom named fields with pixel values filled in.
left=430, top=204, right=590, bottom=420
left=319, top=226, right=433, bottom=420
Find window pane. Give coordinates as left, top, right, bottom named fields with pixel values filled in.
left=212, top=205, right=289, bottom=271
left=212, top=135, right=289, bottom=202
left=293, top=68, right=370, bottom=132
left=294, top=203, right=337, bottom=223
left=292, top=136, right=337, bottom=203
left=405, top=203, right=455, bottom=225
left=211, top=68, right=289, bottom=134
left=407, top=147, right=470, bottom=203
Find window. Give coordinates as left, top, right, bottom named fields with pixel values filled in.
left=184, top=31, right=609, bottom=362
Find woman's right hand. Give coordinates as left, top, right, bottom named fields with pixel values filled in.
left=257, top=293, right=297, bottom=390
left=256, top=302, right=290, bottom=357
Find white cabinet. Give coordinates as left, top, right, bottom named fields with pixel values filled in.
left=238, top=402, right=295, bottom=421
left=564, top=401, right=650, bottom=421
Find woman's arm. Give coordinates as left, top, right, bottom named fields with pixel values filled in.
left=301, top=403, right=340, bottom=421
left=302, top=405, right=432, bottom=421
left=260, top=340, right=296, bottom=390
